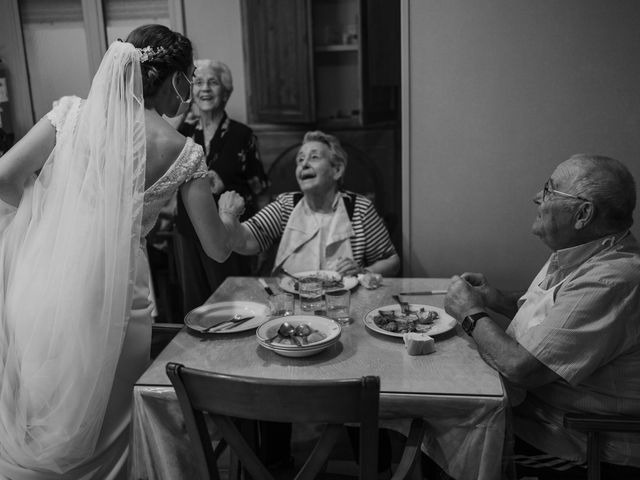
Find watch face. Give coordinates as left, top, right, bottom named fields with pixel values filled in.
left=462, top=317, right=473, bottom=335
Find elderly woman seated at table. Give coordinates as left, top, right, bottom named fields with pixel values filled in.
left=219, top=130, right=400, bottom=276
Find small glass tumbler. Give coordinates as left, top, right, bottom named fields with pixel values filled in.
left=270, top=292, right=294, bottom=317
left=325, top=289, right=351, bottom=325
left=299, top=277, right=324, bottom=312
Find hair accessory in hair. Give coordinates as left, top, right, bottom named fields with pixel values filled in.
left=138, top=45, right=167, bottom=64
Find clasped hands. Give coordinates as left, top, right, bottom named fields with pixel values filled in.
left=444, top=272, right=497, bottom=322
left=218, top=190, right=245, bottom=218
left=334, top=256, right=363, bottom=277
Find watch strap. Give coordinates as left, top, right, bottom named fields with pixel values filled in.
left=462, top=311, right=488, bottom=336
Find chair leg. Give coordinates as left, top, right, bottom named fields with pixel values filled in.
left=587, top=431, right=600, bottom=480
left=409, top=461, right=422, bottom=480
left=390, top=419, right=426, bottom=480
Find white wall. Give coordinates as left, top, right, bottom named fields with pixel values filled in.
left=183, top=0, right=247, bottom=123
left=404, top=0, right=640, bottom=289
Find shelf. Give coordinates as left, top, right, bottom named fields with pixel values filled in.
left=314, top=44, right=359, bottom=52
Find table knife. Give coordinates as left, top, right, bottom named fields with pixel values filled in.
left=204, top=316, right=254, bottom=333
left=258, top=278, right=274, bottom=296
left=398, top=290, right=448, bottom=296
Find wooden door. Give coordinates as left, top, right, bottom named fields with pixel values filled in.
left=241, top=0, right=315, bottom=124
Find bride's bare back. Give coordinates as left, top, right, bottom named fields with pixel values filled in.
left=143, top=109, right=188, bottom=190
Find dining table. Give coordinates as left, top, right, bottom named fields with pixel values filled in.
left=129, top=276, right=511, bottom=480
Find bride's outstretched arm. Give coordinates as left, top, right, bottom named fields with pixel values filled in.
left=0, top=117, right=56, bottom=206
left=180, top=177, right=234, bottom=262
left=218, top=190, right=261, bottom=255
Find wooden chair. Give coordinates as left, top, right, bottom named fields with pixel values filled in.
left=167, top=362, right=425, bottom=480
left=563, top=413, right=640, bottom=480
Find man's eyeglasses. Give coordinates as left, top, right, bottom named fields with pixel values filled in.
left=541, top=179, right=590, bottom=203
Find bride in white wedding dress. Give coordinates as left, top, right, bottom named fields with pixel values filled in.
left=0, top=25, right=238, bottom=479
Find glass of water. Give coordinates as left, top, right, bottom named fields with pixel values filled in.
left=270, top=292, right=294, bottom=317
left=299, top=277, right=324, bottom=312
left=325, top=289, right=350, bottom=325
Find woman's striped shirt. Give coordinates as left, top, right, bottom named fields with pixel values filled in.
left=244, top=191, right=397, bottom=268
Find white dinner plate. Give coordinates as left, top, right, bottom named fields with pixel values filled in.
left=185, top=301, right=270, bottom=334
left=363, top=304, right=456, bottom=338
left=278, top=270, right=358, bottom=295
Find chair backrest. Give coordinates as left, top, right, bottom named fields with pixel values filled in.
left=166, top=362, right=380, bottom=480
left=564, top=413, right=640, bottom=480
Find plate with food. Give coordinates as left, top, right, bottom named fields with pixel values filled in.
left=363, top=304, right=456, bottom=338
left=185, top=301, right=270, bottom=334
left=256, top=315, right=341, bottom=357
left=278, top=270, right=358, bottom=295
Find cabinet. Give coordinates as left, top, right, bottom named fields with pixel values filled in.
left=240, top=0, right=400, bottom=127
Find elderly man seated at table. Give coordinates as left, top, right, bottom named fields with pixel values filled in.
left=219, top=130, right=400, bottom=277
left=445, top=154, right=640, bottom=479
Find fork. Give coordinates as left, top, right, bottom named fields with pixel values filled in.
left=280, top=269, right=299, bottom=281
left=280, top=270, right=300, bottom=290
left=392, top=294, right=410, bottom=315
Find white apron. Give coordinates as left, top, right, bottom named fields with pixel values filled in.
left=274, top=195, right=354, bottom=273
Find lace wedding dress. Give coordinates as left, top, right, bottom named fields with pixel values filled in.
left=0, top=42, right=206, bottom=479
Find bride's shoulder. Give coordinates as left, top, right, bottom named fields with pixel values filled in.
left=144, top=112, right=205, bottom=187
left=46, top=95, right=82, bottom=131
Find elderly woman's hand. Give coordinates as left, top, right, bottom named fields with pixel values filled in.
left=218, top=191, right=245, bottom=218
left=335, top=257, right=362, bottom=277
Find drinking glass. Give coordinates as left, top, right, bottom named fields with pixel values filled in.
left=299, top=277, right=324, bottom=312
left=325, top=289, right=350, bottom=325
left=270, top=292, right=294, bottom=317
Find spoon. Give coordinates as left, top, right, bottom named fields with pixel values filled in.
left=267, top=321, right=295, bottom=343
left=293, top=324, right=312, bottom=346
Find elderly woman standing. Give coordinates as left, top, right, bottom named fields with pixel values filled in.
left=220, top=130, right=400, bottom=276
left=175, top=59, right=269, bottom=314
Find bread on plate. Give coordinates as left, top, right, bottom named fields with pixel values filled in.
left=402, top=332, right=435, bottom=356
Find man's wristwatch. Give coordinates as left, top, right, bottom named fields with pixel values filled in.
left=461, top=311, right=488, bottom=337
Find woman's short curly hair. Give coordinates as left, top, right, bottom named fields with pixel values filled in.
left=302, top=131, right=348, bottom=169
left=302, top=131, right=348, bottom=184
left=194, top=59, right=234, bottom=97
left=126, top=24, right=193, bottom=98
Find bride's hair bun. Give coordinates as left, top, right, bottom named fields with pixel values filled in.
left=125, top=24, right=193, bottom=98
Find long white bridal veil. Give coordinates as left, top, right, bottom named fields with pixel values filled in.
left=0, top=42, right=145, bottom=475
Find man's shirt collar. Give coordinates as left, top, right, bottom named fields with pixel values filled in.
left=544, top=231, right=629, bottom=286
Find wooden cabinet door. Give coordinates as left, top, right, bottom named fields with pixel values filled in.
left=241, top=0, right=315, bottom=124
